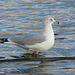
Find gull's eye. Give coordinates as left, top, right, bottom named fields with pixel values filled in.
left=50, top=19, right=53, bottom=21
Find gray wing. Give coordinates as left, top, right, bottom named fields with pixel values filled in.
left=9, top=33, right=46, bottom=45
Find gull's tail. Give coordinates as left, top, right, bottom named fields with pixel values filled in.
left=0, top=38, right=9, bottom=43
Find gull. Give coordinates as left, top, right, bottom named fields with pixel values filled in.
left=0, top=16, right=59, bottom=54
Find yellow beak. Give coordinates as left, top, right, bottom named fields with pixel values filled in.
left=54, top=21, right=60, bottom=24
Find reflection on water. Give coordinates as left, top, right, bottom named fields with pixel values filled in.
left=0, top=0, right=75, bottom=74
left=0, top=54, right=75, bottom=74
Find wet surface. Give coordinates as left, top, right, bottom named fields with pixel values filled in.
left=0, top=0, right=75, bottom=74
left=0, top=55, right=75, bottom=74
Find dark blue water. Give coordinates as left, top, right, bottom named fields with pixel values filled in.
left=0, top=0, right=75, bottom=74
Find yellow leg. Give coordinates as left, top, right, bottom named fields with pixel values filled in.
left=27, top=50, right=34, bottom=53
left=34, top=51, right=39, bottom=55
left=27, top=50, right=39, bottom=55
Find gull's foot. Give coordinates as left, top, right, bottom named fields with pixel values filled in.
left=34, top=51, right=39, bottom=55
left=27, top=50, right=34, bottom=54
left=27, top=50, right=39, bottom=55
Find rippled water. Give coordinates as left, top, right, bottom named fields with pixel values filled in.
left=0, top=0, right=75, bottom=74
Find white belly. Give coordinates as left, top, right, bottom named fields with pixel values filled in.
left=25, top=39, right=54, bottom=52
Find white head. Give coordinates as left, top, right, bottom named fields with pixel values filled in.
left=43, top=16, right=59, bottom=25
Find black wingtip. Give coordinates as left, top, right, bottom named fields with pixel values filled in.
left=0, top=38, right=8, bottom=43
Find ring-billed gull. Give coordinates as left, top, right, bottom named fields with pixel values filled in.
left=0, top=16, right=59, bottom=54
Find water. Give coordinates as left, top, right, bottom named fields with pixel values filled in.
left=0, top=0, right=75, bottom=74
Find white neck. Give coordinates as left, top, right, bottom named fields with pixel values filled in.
left=43, top=23, right=54, bottom=35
